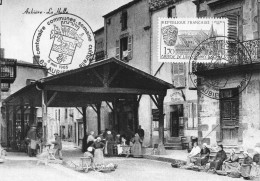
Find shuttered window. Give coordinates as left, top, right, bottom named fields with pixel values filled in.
left=116, top=35, right=133, bottom=61
left=226, top=13, right=238, bottom=40
left=128, top=35, right=133, bottom=60
left=215, top=8, right=242, bottom=41
left=116, top=40, right=120, bottom=59
left=172, top=63, right=186, bottom=88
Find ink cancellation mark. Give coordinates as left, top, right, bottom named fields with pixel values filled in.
left=158, top=18, right=228, bottom=63
left=32, top=13, right=95, bottom=75
left=188, top=36, right=253, bottom=100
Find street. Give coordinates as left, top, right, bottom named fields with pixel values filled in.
left=0, top=142, right=246, bottom=181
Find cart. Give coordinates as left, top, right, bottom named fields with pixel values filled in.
left=69, top=157, right=93, bottom=173
left=68, top=157, right=118, bottom=173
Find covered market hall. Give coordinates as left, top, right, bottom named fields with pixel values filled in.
left=3, top=57, right=173, bottom=154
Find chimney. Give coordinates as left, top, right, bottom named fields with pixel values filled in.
left=33, top=55, right=40, bottom=65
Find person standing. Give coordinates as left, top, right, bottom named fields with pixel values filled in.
left=132, top=133, right=142, bottom=158
left=106, top=131, right=114, bottom=156
left=52, top=133, right=63, bottom=160
left=137, top=125, right=145, bottom=142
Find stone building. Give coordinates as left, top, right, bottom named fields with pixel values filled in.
left=195, top=0, right=260, bottom=151
left=99, top=0, right=153, bottom=146
left=1, top=58, right=47, bottom=146
left=149, top=0, right=198, bottom=148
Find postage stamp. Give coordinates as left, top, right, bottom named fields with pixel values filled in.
left=32, top=13, right=95, bottom=75
left=158, top=18, right=228, bottom=63
left=188, top=36, right=253, bottom=100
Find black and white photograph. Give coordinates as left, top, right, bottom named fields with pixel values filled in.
left=0, top=0, right=260, bottom=180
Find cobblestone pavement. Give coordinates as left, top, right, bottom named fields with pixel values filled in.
left=0, top=142, right=255, bottom=181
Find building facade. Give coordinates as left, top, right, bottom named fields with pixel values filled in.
left=195, top=0, right=260, bottom=151
left=2, top=59, right=47, bottom=146
left=149, top=0, right=198, bottom=147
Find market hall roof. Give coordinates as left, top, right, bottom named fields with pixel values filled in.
left=4, top=57, right=173, bottom=107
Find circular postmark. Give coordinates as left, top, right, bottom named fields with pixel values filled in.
left=189, top=36, right=252, bottom=100
left=32, top=13, right=95, bottom=75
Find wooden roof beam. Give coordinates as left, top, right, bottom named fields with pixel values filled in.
left=45, top=85, right=165, bottom=95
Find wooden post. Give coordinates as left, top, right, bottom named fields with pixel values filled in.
left=6, top=105, right=10, bottom=147
left=12, top=106, right=17, bottom=141
left=20, top=101, right=25, bottom=141
left=113, top=99, right=119, bottom=133
left=82, top=106, right=87, bottom=152
left=29, top=105, right=35, bottom=126
left=96, top=102, right=101, bottom=134
left=133, top=97, right=139, bottom=133
left=42, top=90, right=48, bottom=142
left=158, top=94, right=166, bottom=155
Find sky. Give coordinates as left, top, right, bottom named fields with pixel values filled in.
left=0, top=0, right=132, bottom=62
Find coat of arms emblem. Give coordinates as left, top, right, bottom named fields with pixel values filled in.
left=49, top=23, right=84, bottom=65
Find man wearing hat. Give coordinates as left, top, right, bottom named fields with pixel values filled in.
left=52, top=133, right=63, bottom=160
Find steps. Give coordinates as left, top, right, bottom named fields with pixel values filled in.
left=165, top=137, right=183, bottom=150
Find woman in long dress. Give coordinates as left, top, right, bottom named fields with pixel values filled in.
left=91, top=137, right=105, bottom=166
left=222, top=149, right=240, bottom=173
left=196, top=143, right=210, bottom=166
left=131, top=133, right=142, bottom=158
left=106, top=131, right=115, bottom=156
left=250, top=147, right=260, bottom=178
left=240, top=151, right=253, bottom=179
left=209, top=144, right=227, bottom=171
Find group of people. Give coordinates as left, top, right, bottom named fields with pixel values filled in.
left=184, top=142, right=260, bottom=179
left=84, top=125, right=145, bottom=164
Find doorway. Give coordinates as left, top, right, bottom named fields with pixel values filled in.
left=170, top=104, right=183, bottom=137
left=220, top=88, right=239, bottom=144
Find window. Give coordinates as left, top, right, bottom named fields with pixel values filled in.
left=65, top=108, right=68, bottom=119
left=152, top=109, right=167, bottom=130
left=116, top=35, right=133, bottom=62
left=215, top=8, right=242, bottom=52
left=168, top=6, right=176, bottom=18
left=69, top=109, right=74, bottom=117
left=172, top=63, right=186, bottom=88
left=121, top=11, right=127, bottom=31
left=1, top=83, right=10, bottom=92
left=120, top=37, right=128, bottom=61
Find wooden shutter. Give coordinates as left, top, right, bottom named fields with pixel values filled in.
left=172, top=63, right=186, bottom=88
left=128, top=35, right=133, bottom=60
left=116, top=40, right=120, bottom=59
left=178, top=63, right=186, bottom=88
left=172, top=63, right=179, bottom=87
left=226, top=13, right=238, bottom=40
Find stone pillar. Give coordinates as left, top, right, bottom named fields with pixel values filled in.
left=158, top=94, right=166, bottom=155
